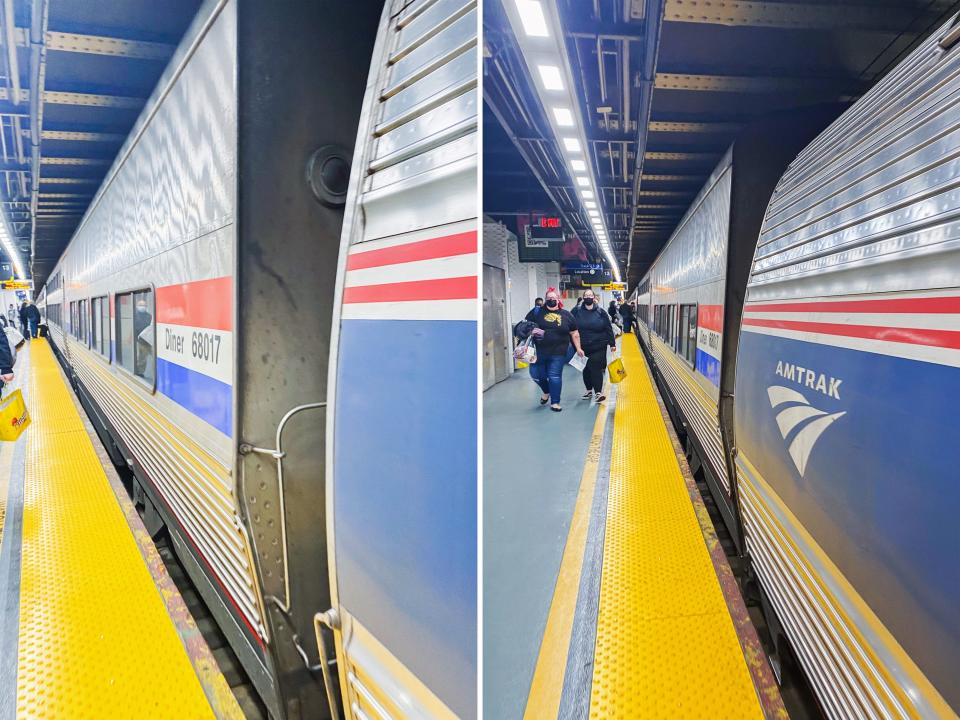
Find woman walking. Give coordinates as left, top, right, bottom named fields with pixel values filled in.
left=573, top=289, right=617, bottom=402
left=530, top=288, right=583, bottom=412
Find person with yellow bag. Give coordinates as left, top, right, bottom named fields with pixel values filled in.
left=0, top=327, right=30, bottom=442
left=571, top=288, right=617, bottom=403
left=607, top=346, right=627, bottom=385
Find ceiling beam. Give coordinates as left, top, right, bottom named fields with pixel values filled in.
left=0, top=87, right=143, bottom=109
left=654, top=71, right=849, bottom=93
left=14, top=27, right=175, bottom=60
left=648, top=120, right=741, bottom=133
left=39, top=176, right=100, bottom=184
left=37, top=129, right=125, bottom=142
left=645, top=150, right=719, bottom=161
left=663, top=0, right=925, bottom=32
left=40, top=157, right=109, bottom=166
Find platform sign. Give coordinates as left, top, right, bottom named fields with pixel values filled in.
left=565, top=262, right=604, bottom=275
left=1, top=280, right=31, bottom=290
left=579, top=268, right=614, bottom=286
left=529, top=216, right=563, bottom=240
left=603, top=282, right=627, bottom=291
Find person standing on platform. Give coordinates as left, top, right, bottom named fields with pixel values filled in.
left=24, top=301, right=40, bottom=339
left=525, top=297, right=544, bottom=321
left=19, top=301, right=29, bottom=338
left=572, top=289, right=616, bottom=402
left=619, top=301, right=636, bottom=335
left=608, top=299, right=621, bottom=327
left=530, top=288, right=583, bottom=412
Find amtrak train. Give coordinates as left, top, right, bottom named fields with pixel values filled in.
left=34, top=1, right=478, bottom=719
left=631, top=19, right=959, bottom=718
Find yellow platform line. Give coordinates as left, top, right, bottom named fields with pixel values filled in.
left=589, top=335, right=765, bottom=718
left=15, top=340, right=230, bottom=718
left=524, top=400, right=610, bottom=720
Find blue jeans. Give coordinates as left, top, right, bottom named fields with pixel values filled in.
left=28, top=318, right=38, bottom=338
left=531, top=354, right=566, bottom=405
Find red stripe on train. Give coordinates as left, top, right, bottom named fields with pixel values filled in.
left=745, top=296, right=960, bottom=315
left=346, top=231, right=477, bottom=271
left=742, top=317, right=960, bottom=350
left=699, top=304, right=723, bottom=333
left=343, top=276, right=477, bottom=303
left=156, top=277, right=232, bottom=331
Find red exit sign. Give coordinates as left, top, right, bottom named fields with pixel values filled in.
left=538, top=217, right=561, bottom=228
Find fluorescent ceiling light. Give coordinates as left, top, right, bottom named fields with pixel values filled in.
left=0, top=215, right=24, bottom=280
left=581, top=190, right=594, bottom=199
left=552, top=107, right=574, bottom=126
left=516, top=0, right=549, bottom=37
left=584, top=200, right=596, bottom=208
left=571, top=159, right=586, bottom=172
left=588, top=209, right=600, bottom=216
left=575, top=176, right=590, bottom=187
left=563, top=137, right=581, bottom=152
left=537, top=64, right=564, bottom=91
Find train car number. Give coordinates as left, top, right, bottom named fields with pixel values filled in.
left=191, top=331, right=221, bottom=364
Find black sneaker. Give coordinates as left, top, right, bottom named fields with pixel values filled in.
left=594, top=394, right=606, bottom=403
left=581, top=391, right=593, bottom=399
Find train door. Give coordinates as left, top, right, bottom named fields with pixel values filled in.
left=482, top=265, right=497, bottom=390
left=322, top=0, right=478, bottom=718
left=482, top=263, right=508, bottom=388
left=490, top=267, right=508, bottom=384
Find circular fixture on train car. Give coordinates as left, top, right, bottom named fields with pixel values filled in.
left=306, top=145, right=352, bottom=207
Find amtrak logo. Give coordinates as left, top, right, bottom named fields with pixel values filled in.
left=767, top=384, right=845, bottom=477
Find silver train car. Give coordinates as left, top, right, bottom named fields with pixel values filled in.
left=633, top=18, right=959, bottom=718
left=633, top=109, right=836, bottom=546
left=35, top=1, right=478, bottom=718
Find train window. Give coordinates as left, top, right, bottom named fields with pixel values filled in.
left=91, top=296, right=109, bottom=358
left=115, top=289, right=155, bottom=387
left=78, top=299, right=88, bottom=345
left=679, top=304, right=697, bottom=365
left=69, top=301, right=78, bottom=339
left=47, top=303, right=60, bottom=327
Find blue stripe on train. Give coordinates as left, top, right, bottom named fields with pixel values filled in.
left=333, top=318, right=477, bottom=720
left=156, top=358, right=232, bottom=436
left=735, top=331, right=960, bottom=709
left=695, top=347, right=720, bottom=387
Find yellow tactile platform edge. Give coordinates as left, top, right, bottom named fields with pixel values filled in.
left=589, top=336, right=765, bottom=718
left=15, top=340, right=221, bottom=718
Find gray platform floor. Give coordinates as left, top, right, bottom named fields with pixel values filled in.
left=482, top=364, right=599, bottom=720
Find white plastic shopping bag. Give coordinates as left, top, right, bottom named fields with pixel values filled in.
left=513, top=336, right=537, bottom=364
left=568, top=352, right=588, bottom=372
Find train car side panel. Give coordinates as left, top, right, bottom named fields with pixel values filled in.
left=327, top=1, right=478, bottom=718
left=736, top=19, right=960, bottom=717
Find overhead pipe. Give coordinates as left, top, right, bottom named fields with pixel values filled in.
left=625, top=0, right=663, bottom=283
left=2, top=0, right=20, bottom=104
left=28, top=0, right=48, bottom=279
left=2, top=0, right=25, bottom=222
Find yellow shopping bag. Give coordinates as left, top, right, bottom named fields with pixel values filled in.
left=607, top=356, right=627, bottom=384
left=0, top=388, right=30, bottom=441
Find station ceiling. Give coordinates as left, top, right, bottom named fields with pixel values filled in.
left=0, top=0, right=202, bottom=291
left=484, top=0, right=960, bottom=288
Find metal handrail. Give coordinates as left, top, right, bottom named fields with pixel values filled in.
left=239, top=401, right=326, bottom=613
